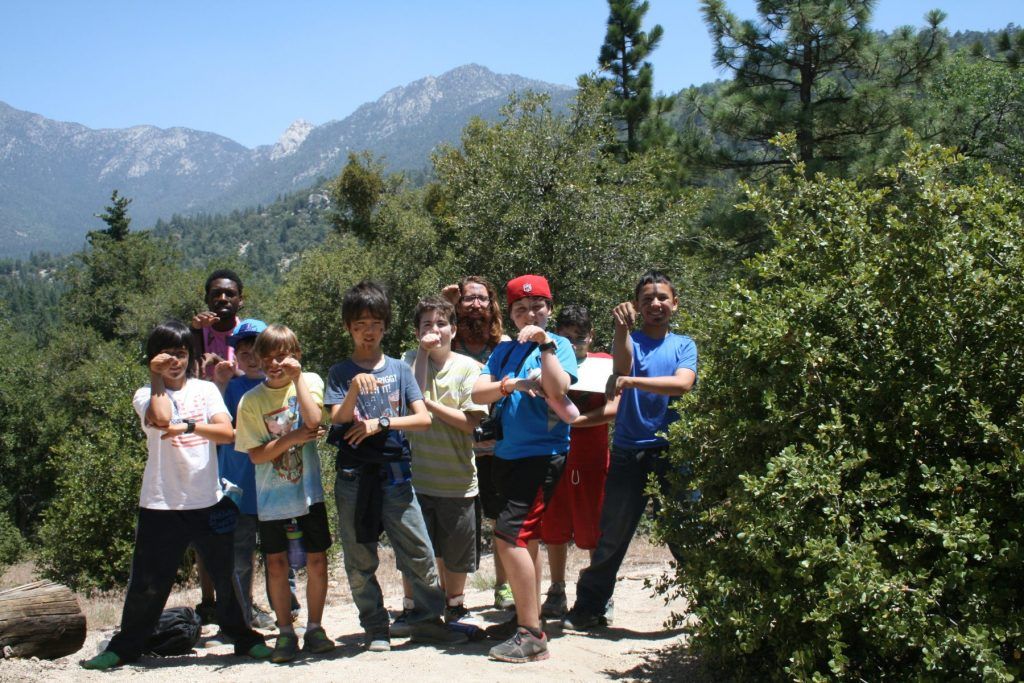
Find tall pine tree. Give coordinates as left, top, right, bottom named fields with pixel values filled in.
left=695, top=0, right=945, bottom=176
left=598, top=0, right=663, bottom=153
left=91, top=190, right=132, bottom=242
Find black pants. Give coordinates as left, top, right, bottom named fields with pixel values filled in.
left=107, top=501, right=263, bottom=661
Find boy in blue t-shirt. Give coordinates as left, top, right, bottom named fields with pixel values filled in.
left=564, top=270, right=698, bottom=632
left=324, top=280, right=467, bottom=653
left=472, top=274, right=578, bottom=663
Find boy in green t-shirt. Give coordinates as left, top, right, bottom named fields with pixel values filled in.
left=396, top=296, right=487, bottom=631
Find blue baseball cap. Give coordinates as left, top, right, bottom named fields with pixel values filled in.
left=228, top=319, right=267, bottom=347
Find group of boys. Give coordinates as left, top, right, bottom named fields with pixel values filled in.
left=84, top=267, right=697, bottom=669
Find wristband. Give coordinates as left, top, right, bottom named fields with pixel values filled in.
left=538, top=340, right=557, bottom=353
left=499, top=376, right=513, bottom=397
left=184, top=419, right=196, bottom=434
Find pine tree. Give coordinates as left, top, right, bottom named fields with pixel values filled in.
left=696, top=0, right=945, bottom=175
left=598, top=0, right=664, bottom=153
left=91, top=190, right=132, bottom=242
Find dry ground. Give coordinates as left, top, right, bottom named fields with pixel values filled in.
left=1, top=537, right=701, bottom=682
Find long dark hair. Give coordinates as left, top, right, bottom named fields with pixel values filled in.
left=459, top=275, right=504, bottom=346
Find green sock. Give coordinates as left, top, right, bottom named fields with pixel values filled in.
left=81, top=651, right=122, bottom=670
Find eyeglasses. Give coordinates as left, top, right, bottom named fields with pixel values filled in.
left=569, top=337, right=590, bottom=346
left=460, top=295, right=490, bottom=304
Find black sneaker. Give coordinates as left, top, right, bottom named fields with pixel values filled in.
left=484, top=613, right=519, bottom=641
left=409, top=617, right=469, bottom=645
left=562, top=608, right=605, bottom=632
left=541, top=583, right=568, bottom=619
left=444, top=602, right=472, bottom=624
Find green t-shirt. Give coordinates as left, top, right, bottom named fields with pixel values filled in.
left=401, top=350, right=486, bottom=497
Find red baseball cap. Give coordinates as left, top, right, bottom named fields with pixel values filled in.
left=506, top=274, right=552, bottom=306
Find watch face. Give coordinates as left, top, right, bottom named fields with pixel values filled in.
left=379, top=416, right=390, bottom=430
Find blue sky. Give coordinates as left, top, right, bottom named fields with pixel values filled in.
left=1, top=1, right=1018, bottom=148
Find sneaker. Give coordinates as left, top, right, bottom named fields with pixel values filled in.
left=493, top=583, right=515, bottom=609
left=80, top=651, right=122, bottom=671
left=409, top=617, right=469, bottom=645
left=391, top=608, right=412, bottom=638
left=541, top=583, right=568, bottom=619
left=444, top=602, right=473, bottom=624
left=604, top=598, right=615, bottom=625
left=251, top=605, right=276, bottom=630
left=195, top=600, right=217, bottom=625
left=484, top=613, right=519, bottom=641
left=488, top=627, right=549, bottom=663
left=365, top=630, right=390, bottom=652
left=270, top=633, right=299, bottom=663
left=302, top=626, right=336, bottom=655
left=246, top=643, right=273, bottom=659
left=562, top=608, right=605, bottom=632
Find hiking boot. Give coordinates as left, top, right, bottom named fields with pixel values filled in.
left=270, top=633, right=299, bottom=663
left=541, top=582, right=568, bottom=619
left=251, top=605, right=276, bottom=630
left=365, top=629, right=391, bottom=652
left=80, top=651, right=122, bottom=671
left=195, top=600, right=217, bottom=625
left=562, top=608, right=605, bottom=632
left=493, top=583, right=514, bottom=609
left=488, top=627, right=549, bottom=663
left=484, top=613, right=519, bottom=641
left=302, top=626, right=336, bottom=655
left=409, top=617, right=469, bottom=645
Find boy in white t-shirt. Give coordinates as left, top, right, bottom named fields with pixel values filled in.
left=82, top=321, right=270, bottom=670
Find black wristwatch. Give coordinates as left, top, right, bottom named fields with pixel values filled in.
left=184, top=419, right=196, bottom=434
left=538, top=339, right=557, bottom=353
left=378, top=416, right=391, bottom=432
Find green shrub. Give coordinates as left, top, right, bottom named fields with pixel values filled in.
left=0, top=513, right=25, bottom=567
left=37, top=336, right=147, bottom=591
left=661, top=143, right=1024, bottom=679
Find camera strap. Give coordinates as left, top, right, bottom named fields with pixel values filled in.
left=489, top=340, right=538, bottom=419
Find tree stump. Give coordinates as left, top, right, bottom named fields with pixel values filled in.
left=0, top=581, right=86, bottom=659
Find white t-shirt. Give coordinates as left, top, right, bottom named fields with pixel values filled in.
left=132, top=378, right=229, bottom=510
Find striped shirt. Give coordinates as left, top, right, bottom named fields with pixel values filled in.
left=401, top=350, right=486, bottom=497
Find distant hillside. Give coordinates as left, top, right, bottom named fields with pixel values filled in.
left=0, top=64, right=574, bottom=257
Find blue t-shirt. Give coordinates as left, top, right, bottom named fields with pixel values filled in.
left=324, top=356, right=424, bottom=469
left=217, top=375, right=264, bottom=515
left=613, top=331, right=698, bottom=449
left=484, top=334, right=578, bottom=460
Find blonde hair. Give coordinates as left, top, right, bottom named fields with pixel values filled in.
left=253, top=324, right=301, bottom=358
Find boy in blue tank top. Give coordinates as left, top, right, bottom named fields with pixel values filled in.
left=564, top=270, right=697, bottom=632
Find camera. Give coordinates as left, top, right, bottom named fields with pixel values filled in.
left=473, top=415, right=503, bottom=443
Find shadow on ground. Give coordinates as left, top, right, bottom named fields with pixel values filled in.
left=604, top=642, right=717, bottom=682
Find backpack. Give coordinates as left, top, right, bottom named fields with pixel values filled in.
left=145, top=606, right=202, bottom=656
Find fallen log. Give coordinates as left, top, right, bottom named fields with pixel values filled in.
left=0, top=581, right=86, bottom=659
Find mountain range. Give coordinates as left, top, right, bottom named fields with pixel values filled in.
left=0, top=64, right=574, bottom=257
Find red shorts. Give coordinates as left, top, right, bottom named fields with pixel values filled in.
left=540, top=460, right=608, bottom=549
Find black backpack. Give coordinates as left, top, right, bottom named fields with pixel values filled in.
left=146, top=606, right=202, bottom=656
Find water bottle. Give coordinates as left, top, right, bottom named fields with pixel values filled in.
left=286, top=522, right=306, bottom=569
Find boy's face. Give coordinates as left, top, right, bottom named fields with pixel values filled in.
left=416, top=309, right=455, bottom=350
left=509, top=296, right=551, bottom=331
left=636, top=282, right=678, bottom=328
left=347, top=313, right=386, bottom=351
left=158, top=346, right=190, bottom=382
left=557, top=324, right=591, bottom=362
left=234, top=339, right=264, bottom=379
left=206, top=278, right=243, bottom=322
left=261, top=349, right=299, bottom=383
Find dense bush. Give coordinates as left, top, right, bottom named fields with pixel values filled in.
left=0, top=513, right=25, bottom=567
left=37, top=332, right=147, bottom=591
left=661, top=143, right=1024, bottom=679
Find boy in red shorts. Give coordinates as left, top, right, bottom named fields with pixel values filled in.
left=539, top=305, right=617, bottom=620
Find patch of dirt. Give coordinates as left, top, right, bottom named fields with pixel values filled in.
left=0, top=538, right=696, bottom=681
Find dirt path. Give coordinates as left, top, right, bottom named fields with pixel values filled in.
left=0, top=541, right=691, bottom=682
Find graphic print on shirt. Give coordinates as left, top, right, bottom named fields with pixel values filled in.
left=263, top=396, right=303, bottom=484
left=169, top=392, right=208, bottom=449
left=352, top=377, right=399, bottom=421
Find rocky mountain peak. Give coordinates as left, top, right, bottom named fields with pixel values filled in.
left=269, top=118, right=314, bottom=160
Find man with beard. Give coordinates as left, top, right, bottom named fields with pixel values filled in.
left=442, top=276, right=515, bottom=610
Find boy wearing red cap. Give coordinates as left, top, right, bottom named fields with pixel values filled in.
left=472, top=274, right=578, bottom=663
